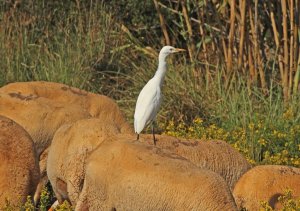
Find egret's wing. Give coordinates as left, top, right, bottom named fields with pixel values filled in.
left=134, top=79, right=161, bottom=133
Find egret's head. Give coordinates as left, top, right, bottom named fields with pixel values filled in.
left=159, top=46, right=186, bottom=57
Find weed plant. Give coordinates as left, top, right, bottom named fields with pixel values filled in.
left=260, top=189, right=300, bottom=211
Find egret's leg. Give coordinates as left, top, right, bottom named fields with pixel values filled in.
left=152, top=123, right=156, bottom=145
left=136, top=134, right=139, bottom=141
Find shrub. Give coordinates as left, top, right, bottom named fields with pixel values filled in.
left=260, top=189, right=300, bottom=211
left=163, top=116, right=300, bottom=167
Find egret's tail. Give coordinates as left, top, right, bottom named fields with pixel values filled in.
left=134, top=119, right=138, bottom=133
left=134, top=118, right=146, bottom=134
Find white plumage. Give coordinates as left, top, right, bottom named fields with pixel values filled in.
left=134, top=46, right=185, bottom=144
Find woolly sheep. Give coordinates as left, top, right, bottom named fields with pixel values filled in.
left=0, top=92, right=90, bottom=202
left=47, top=118, right=121, bottom=205
left=233, top=165, right=300, bottom=210
left=0, top=92, right=90, bottom=156
left=0, top=81, right=132, bottom=133
left=0, top=81, right=132, bottom=201
left=47, top=121, right=249, bottom=207
left=140, top=134, right=251, bottom=189
left=0, top=115, right=40, bottom=208
left=48, top=125, right=250, bottom=208
left=75, top=138, right=238, bottom=211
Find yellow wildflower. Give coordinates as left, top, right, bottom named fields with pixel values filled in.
left=193, top=117, right=203, bottom=125
left=258, top=138, right=267, bottom=147
left=283, top=108, right=293, bottom=120
left=248, top=122, right=255, bottom=130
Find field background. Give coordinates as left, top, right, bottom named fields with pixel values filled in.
left=0, top=0, right=300, bottom=167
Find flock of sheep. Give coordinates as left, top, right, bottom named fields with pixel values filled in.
left=0, top=81, right=299, bottom=211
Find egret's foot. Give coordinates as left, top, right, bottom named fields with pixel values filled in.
left=153, top=138, right=157, bottom=146
left=135, top=134, right=141, bottom=143
left=153, top=134, right=157, bottom=146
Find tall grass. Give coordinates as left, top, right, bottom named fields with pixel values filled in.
left=0, top=1, right=124, bottom=91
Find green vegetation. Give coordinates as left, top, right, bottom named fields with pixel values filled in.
left=0, top=187, right=73, bottom=211
left=260, top=189, right=300, bottom=211
left=3, top=187, right=299, bottom=211
left=163, top=115, right=300, bottom=167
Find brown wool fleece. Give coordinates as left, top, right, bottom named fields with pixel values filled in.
left=47, top=118, right=121, bottom=205
left=0, top=81, right=133, bottom=202
left=75, top=138, right=238, bottom=211
left=0, top=116, right=40, bottom=207
left=139, top=134, right=251, bottom=189
left=233, top=165, right=300, bottom=210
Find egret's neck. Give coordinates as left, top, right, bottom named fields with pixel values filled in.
left=154, top=53, right=168, bottom=87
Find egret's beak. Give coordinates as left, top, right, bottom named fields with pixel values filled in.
left=174, top=48, right=186, bottom=53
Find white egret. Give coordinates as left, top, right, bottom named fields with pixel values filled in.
left=134, top=46, right=186, bottom=145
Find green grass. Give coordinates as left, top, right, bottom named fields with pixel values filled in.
left=0, top=1, right=123, bottom=91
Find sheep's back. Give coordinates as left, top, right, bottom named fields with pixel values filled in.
left=80, top=138, right=238, bottom=211
left=0, top=81, right=132, bottom=134
left=140, top=134, right=251, bottom=189
left=233, top=165, right=300, bottom=210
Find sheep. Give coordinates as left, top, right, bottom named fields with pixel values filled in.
left=139, top=134, right=251, bottom=189
left=0, top=92, right=90, bottom=203
left=47, top=120, right=240, bottom=210
left=47, top=119, right=249, bottom=207
left=0, top=115, right=40, bottom=208
left=47, top=118, right=121, bottom=206
left=0, top=92, right=90, bottom=156
left=48, top=122, right=249, bottom=207
left=233, top=165, right=300, bottom=210
left=0, top=81, right=132, bottom=134
left=75, top=138, right=238, bottom=211
left=0, top=81, right=133, bottom=201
